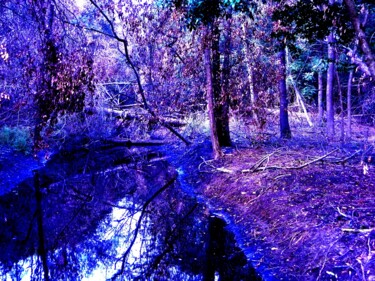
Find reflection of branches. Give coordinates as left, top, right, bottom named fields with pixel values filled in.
left=88, top=0, right=190, bottom=145
left=52, top=201, right=87, bottom=250
left=140, top=203, right=198, bottom=280
left=110, top=177, right=177, bottom=280
left=33, top=171, right=50, bottom=281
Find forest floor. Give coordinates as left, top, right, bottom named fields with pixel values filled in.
left=170, top=116, right=375, bottom=281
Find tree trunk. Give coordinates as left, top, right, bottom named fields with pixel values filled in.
left=218, top=18, right=232, bottom=146
left=147, top=42, right=155, bottom=94
left=326, top=30, right=335, bottom=138
left=335, top=69, right=345, bottom=143
left=203, top=26, right=222, bottom=159
left=317, top=71, right=324, bottom=126
left=242, top=23, right=259, bottom=124
left=248, top=64, right=258, bottom=110
left=278, top=44, right=292, bottom=139
left=344, top=0, right=375, bottom=80
left=33, top=1, right=57, bottom=151
left=211, top=22, right=231, bottom=147
left=347, top=70, right=353, bottom=140
left=293, top=83, right=313, bottom=127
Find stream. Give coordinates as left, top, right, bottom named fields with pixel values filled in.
left=0, top=141, right=261, bottom=280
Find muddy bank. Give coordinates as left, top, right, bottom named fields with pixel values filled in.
left=187, top=140, right=375, bottom=281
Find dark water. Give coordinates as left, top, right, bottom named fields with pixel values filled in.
left=0, top=143, right=260, bottom=280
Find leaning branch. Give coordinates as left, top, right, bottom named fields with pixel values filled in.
left=87, top=0, right=190, bottom=145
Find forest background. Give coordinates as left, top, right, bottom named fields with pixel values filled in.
left=0, top=0, right=373, bottom=156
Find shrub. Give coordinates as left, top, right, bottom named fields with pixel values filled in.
left=0, top=126, right=32, bottom=154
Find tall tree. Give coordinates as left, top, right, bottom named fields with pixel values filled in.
left=32, top=1, right=58, bottom=148
left=326, top=7, right=336, bottom=138
left=216, top=17, right=232, bottom=146
left=203, top=25, right=222, bottom=159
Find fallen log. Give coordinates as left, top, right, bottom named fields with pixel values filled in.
left=84, top=107, right=186, bottom=127
left=104, top=138, right=166, bottom=147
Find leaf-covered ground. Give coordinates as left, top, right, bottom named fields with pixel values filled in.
left=174, top=122, right=375, bottom=281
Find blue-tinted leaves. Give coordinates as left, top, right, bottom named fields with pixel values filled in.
left=168, top=0, right=254, bottom=29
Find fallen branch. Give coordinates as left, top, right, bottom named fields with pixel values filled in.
left=262, top=149, right=339, bottom=171
left=85, top=107, right=186, bottom=128
left=241, top=149, right=278, bottom=173
left=342, top=228, right=375, bottom=233
left=328, top=150, right=361, bottom=164
left=104, top=138, right=166, bottom=147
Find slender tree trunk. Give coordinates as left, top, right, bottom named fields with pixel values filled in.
left=326, top=30, right=336, bottom=138
left=248, top=65, right=257, bottom=109
left=335, top=69, right=345, bottom=143
left=242, top=24, right=259, bottom=124
left=347, top=70, right=353, bottom=140
left=278, top=44, right=292, bottom=139
left=203, top=26, right=222, bottom=159
left=147, top=43, right=154, bottom=94
left=318, top=71, right=324, bottom=126
left=292, top=83, right=313, bottom=127
left=344, top=0, right=375, bottom=80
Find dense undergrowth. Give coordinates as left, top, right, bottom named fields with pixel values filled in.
left=0, top=126, right=32, bottom=154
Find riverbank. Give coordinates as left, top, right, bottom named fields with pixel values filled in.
left=169, top=138, right=375, bottom=280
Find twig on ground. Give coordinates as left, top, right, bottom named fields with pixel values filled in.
left=356, top=258, right=367, bottom=281
left=216, top=167, right=235, bottom=174
left=198, top=157, right=216, bottom=171
left=316, top=239, right=338, bottom=281
left=199, top=157, right=235, bottom=174
left=273, top=173, right=292, bottom=180
left=332, top=205, right=353, bottom=220
left=241, top=150, right=279, bottom=173
left=342, top=228, right=375, bottom=233
left=367, top=236, right=373, bottom=260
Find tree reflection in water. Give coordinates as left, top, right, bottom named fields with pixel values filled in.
left=0, top=146, right=257, bottom=280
